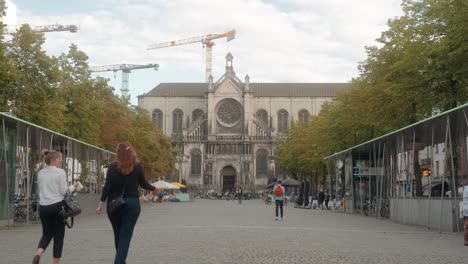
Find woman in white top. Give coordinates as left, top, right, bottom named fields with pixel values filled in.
left=33, top=151, right=78, bottom=264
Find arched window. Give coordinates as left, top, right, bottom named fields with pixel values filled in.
left=192, top=109, right=204, bottom=122
left=298, top=109, right=310, bottom=123
left=277, top=109, right=289, bottom=133
left=172, top=109, right=183, bottom=134
left=190, top=149, right=202, bottom=176
left=256, top=109, right=268, bottom=124
left=152, top=109, right=163, bottom=129
left=256, top=149, right=268, bottom=177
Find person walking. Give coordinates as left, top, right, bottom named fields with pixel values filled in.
left=33, top=151, right=78, bottom=264
left=318, top=188, right=325, bottom=210
left=96, top=142, right=157, bottom=264
left=237, top=186, right=243, bottom=205
left=324, top=190, right=330, bottom=210
left=272, top=180, right=286, bottom=220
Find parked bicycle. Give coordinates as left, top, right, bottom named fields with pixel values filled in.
left=377, top=198, right=390, bottom=218
left=14, top=196, right=39, bottom=223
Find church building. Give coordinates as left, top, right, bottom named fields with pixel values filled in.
left=138, top=53, right=349, bottom=192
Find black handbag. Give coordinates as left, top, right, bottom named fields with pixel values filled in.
left=60, top=190, right=82, bottom=228
left=108, top=176, right=128, bottom=215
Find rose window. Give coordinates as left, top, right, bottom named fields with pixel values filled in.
left=216, top=99, right=242, bottom=127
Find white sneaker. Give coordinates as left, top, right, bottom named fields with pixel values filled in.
left=275, top=217, right=278, bottom=220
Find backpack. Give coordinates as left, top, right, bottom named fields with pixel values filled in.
left=274, top=185, right=283, bottom=196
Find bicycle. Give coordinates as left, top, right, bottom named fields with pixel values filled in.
left=14, top=197, right=39, bottom=223
left=378, top=198, right=390, bottom=218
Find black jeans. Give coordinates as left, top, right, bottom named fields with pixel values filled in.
left=38, top=201, right=65, bottom=258
left=107, top=197, right=141, bottom=264
left=275, top=200, right=284, bottom=218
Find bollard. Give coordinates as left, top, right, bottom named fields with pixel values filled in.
left=342, top=198, right=346, bottom=213
left=464, top=217, right=468, bottom=246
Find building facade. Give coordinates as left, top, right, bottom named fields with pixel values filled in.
left=138, top=53, right=349, bottom=192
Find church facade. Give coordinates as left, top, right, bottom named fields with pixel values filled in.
left=138, top=53, right=349, bottom=192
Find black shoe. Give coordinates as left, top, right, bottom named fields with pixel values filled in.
left=32, top=255, right=40, bottom=264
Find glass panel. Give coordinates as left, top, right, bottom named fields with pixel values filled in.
left=256, top=109, right=268, bottom=123
left=172, top=109, right=183, bottom=134
left=298, top=109, right=309, bottom=123
left=278, top=110, right=288, bottom=133
left=192, top=109, right=204, bottom=121
left=191, top=149, right=201, bottom=176
left=256, top=149, right=268, bottom=176
left=152, top=109, right=163, bottom=129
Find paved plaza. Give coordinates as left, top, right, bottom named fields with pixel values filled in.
left=0, top=195, right=465, bottom=264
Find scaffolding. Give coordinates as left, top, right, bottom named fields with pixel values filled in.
left=0, top=112, right=114, bottom=227
left=325, top=102, right=468, bottom=232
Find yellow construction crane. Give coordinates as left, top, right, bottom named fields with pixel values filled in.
left=89, top=64, right=159, bottom=102
left=3, top=24, right=78, bottom=35
left=147, top=30, right=235, bottom=82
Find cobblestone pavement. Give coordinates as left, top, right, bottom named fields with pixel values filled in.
left=0, top=195, right=465, bottom=264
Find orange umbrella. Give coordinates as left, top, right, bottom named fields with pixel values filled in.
left=170, top=182, right=187, bottom=188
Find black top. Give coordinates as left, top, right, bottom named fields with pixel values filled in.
left=100, top=163, right=155, bottom=202
left=318, top=191, right=325, bottom=201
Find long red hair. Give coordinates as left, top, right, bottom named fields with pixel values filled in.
left=114, top=142, right=139, bottom=175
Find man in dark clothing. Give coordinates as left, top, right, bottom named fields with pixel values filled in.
left=324, top=190, right=330, bottom=210
left=318, top=188, right=325, bottom=210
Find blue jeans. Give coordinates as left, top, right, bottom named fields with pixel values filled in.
left=107, top=197, right=141, bottom=264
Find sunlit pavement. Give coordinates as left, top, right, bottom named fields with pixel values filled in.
left=0, top=195, right=465, bottom=264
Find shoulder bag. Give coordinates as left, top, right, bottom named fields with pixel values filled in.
left=60, top=190, right=82, bottom=228
left=108, top=175, right=128, bottom=215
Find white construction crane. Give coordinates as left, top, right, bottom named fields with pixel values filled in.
left=3, top=24, right=78, bottom=35
left=89, top=64, right=159, bottom=102
left=147, top=30, right=236, bottom=82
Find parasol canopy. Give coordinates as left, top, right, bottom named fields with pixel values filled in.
left=152, top=180, right=180, bottom=189
left=266, top=178, right=301, bottom=188
left=170, top=182, right=187, bottom=188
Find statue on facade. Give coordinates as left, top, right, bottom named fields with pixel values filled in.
left=203, top=159, right=213, bottom=185
left=204, top=159, right=213, bottom=175
left=243, top=161, right=251, bottom=184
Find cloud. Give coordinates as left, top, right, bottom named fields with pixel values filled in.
left=4, top=0, right=17, bottom=25
left=11, top=0, right=403, bottom=104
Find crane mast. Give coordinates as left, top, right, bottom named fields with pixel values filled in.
left=147, top=30, right=235, bottom=82
left=89, top=64, right=159, bottom=102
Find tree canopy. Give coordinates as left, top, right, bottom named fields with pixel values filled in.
left=277, top=0, right=468, bottom=176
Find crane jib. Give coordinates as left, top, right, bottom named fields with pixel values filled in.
left=146, top=30, right=236, bottom=82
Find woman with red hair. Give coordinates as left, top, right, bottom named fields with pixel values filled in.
left=96, top=142, right=156, bottom=264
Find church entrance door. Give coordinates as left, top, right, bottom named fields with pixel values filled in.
left=221, top=166, right=236, bottom=192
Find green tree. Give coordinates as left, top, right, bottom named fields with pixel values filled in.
left=6, top=24, right=64, bottom=130
left=0, top=0, right=16, bottom=112
left=127, top=106, right=177, bottom=181
left=57, top=44, right=101, bottom=142
left=96, top=96, right=177, bottom=180
left=361, top=0, right=468, bottom=119
left=277, top=0, right=468, bottom=194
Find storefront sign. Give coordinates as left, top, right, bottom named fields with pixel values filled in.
left=352, top=167, right=384, bottom=176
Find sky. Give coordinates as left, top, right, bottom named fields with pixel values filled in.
left=4, top=0, right=403, bottom=105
